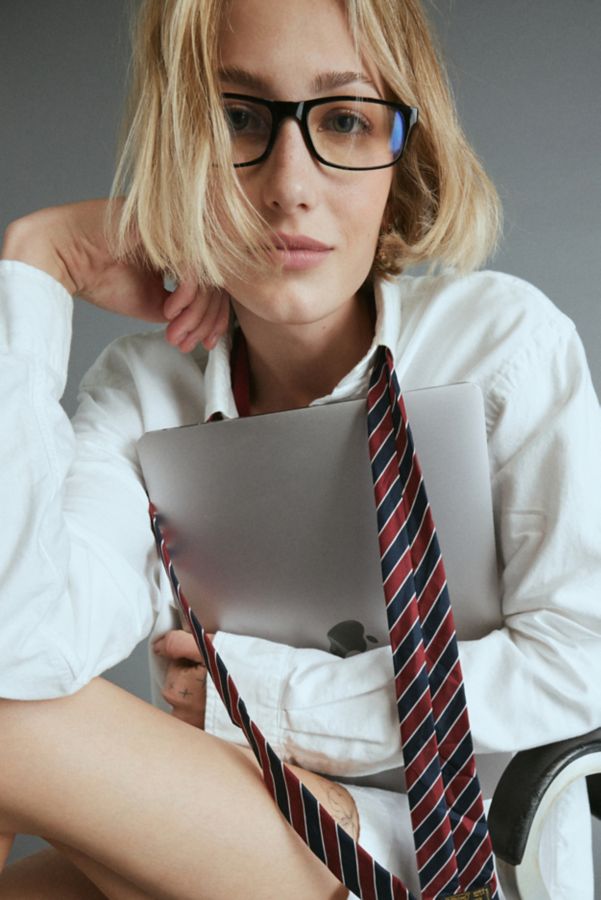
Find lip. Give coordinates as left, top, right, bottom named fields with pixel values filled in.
left=274, top=232, right=333, bottom=251
left=271, top=232, right=333, bottom=270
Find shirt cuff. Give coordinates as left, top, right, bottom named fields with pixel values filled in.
left=0, top=259, right=73, bottom=393
left=204, top=631, right=293, bottom=756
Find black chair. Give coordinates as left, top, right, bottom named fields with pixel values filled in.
left=488, top=727, right=601, bottom=898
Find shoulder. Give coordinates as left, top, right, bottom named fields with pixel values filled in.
left=77, top=327, right=210, bottom=432
left=82, top=327, right=209, bottom=381
left=380, top=269, right=578, bottom=394
left=397, top=269, right=574, bottom=336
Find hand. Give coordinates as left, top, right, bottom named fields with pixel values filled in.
left=1, top=198, right=230, bottom=352
left=153, top=633, right=360, bottom=841
left=152, top=629, right=215, bottom=728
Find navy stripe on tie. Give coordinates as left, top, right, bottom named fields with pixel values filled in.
left=300, top=784, right=327, bottom=864
left=337, top=826, right=362, bottom=897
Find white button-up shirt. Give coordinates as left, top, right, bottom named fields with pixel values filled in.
left=1, top=259, right=600, bottom=786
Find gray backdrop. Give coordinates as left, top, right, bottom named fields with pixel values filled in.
left=2, top=0, right=600, bottom=887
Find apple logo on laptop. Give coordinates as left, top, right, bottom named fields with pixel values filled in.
left=327, top=620, right=379, bottom=658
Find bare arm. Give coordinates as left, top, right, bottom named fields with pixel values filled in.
left=1, top=198, right=230, bottom=352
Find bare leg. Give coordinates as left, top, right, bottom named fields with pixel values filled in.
left=0, top=838, right=13, bottom=873
left=0, top=678, right=355, bottom=900
left=0, top=846, right=109, bottom=899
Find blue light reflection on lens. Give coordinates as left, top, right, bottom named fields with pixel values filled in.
left=389, top=112, right=405, bottom=156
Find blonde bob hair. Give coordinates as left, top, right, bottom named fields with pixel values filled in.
left=107, top=0, right=502, bottom=288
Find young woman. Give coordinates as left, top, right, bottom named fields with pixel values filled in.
left=1, top=0, right=600, bottom=898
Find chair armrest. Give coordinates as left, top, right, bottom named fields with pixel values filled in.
left=587, top=771, right=601, bottom=819
left=488, top=727, right=601, bottom=867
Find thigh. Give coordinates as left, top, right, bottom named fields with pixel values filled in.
left=0, top=678, right=348, bottom=900
left=0, top=846, right=109, bottom=899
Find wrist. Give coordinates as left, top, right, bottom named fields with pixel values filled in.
left=1, top=213, right=77, bottom=295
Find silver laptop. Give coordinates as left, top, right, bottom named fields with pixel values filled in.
left=137, top=382, right=501, bottom=647
left=137, top=383, right=508, bottom=794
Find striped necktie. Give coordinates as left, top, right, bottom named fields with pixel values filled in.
left=148, top=339, right=498, bottom=899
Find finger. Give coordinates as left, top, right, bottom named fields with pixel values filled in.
left=199, top=293, right=230, bottom=351
left=162, top=280, right=198, bottom=321
left=164, top=302, right=204, bottom=345
left=161, top=669, right=206, bottom=729
left=161, top=660, right=207, bottom=692
left=153, top=630, right=204, bottom=663
left=161, top=673, right=204, bottom=704
left=165, top=289, right=229, bottom=353
left=164, top=296, right=211, bottom=348
left=177, top=294, right=230, bottom=354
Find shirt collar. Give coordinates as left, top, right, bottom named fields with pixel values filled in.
left=202, top=275, right=402, bottom=422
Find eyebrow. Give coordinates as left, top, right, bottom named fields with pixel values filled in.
left=218, top=66, right=379, bottom=96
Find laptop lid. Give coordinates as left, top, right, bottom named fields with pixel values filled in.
left=137, top=382, right=502, bottom=655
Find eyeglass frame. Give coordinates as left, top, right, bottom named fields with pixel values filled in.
left=221, top=92, right=419, bottom=172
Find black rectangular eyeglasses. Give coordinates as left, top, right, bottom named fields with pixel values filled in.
left=221, top=93, right=419, bottom=171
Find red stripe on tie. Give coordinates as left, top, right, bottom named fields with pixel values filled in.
left=462, top=843, right=498, bottom=894
left=318, top=807, right=343, bottom=883
left=389, top=598, right=419, bottom=649
left=375, top=463, right=402, bottom=515
left=417, top=564, right=447, bottom=628
left=444, top=756, right=473, bottom=801
left=420, top=854, right=459, bottom=900
left=357, top=843, right=378, bottom=900
left=373, top=449, right=399, bottom=491
left=378, top=504, right=407, bottom=555
left=400, top=691, right=434, bottom=742
left=411, top=774, right=447, bottom=830
left=251, top=722, right=276, bottom=802
left=439, top=708, right=472, bottom=758
left=392, top=877, right=410, bottom=900
left=415, top=814, right=451, bottom=870
left=431, top=655, right=461, bottom=705
left=225, top=674, right=244, bottom=728
left=282, top=765, right=309, bottom=841
left=407, top=498, right=431, bottom=552
left=403, top=731, right=439, bottom=784
left=382, top=548, right=412, bottom=599
left=401, top=459, right=423, bottom=514
left=370, top=415, right=394, bottom=460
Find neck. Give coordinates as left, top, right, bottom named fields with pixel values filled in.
left=232, top=287, right=376, bottom=415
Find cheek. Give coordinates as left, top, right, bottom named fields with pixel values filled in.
left=340, top=175, right=392, bottom=248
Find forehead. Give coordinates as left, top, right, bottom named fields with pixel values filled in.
left=219, top=0, right=385, bottom=97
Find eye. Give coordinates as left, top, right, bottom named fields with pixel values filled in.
left=319, top=109, right=373, bottom=136
left=223, top=102, right=270, bottom=136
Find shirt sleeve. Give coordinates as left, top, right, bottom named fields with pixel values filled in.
left=0, top=260, right=169, bottom=699
left=204, top=317, right=601, bottom=770
left=204, top=633, right=402, bottom=776
left=460, top=317, right=601, bottom=753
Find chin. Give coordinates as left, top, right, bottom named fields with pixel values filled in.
left=233, top=281, right=339, bottom=326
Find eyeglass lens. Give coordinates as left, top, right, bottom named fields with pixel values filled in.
left=223, top=97, right=407, bottom=169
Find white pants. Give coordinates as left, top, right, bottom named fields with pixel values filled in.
left=342, top=777, right=594, bottom=899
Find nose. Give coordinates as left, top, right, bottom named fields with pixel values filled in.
left=259, top=118, right=318, bottom=214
